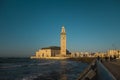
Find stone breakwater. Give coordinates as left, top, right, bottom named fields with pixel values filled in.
left=77, top=59, right=118, bottom=80
left=30, top=56, right=70, bottom=59
left=77, top=60, right=97, bottom=80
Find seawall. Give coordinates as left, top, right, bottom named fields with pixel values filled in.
left=77, top=59, right=117, bottom=80
left=30, top=56, right=70, bottom=59
left=77, top=59, right=97, bottom=80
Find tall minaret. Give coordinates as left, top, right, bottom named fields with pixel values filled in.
left=60, top=26, right=66, bottom=56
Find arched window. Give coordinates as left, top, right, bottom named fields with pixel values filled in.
left=42, top=53, right=44, bottom=57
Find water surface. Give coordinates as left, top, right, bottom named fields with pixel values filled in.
left=0, top=58, right=88, bottom=80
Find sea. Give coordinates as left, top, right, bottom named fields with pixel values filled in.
left=0, top=58, right=88, bottom=80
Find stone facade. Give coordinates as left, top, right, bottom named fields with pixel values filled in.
left=35, top=46, right=60, bottom=58
left=60, top=26, right=66, bottom=56
left=94, top=52, right=106, bottom=58
left=107, top=50, right=120, bottom=58
left=31, top=26, right=69, bottom=59
left=71, top=52, right=95, bottom=57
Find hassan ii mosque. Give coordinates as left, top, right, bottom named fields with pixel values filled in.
left=31, top=26, right=71, bottom=59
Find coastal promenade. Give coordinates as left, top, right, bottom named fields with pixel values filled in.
left=77, top=58, right=120, bottom=80
left=103, top=59, right=120, bottom=80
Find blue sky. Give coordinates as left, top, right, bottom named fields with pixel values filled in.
left=0, top=0, right=120, bottom=57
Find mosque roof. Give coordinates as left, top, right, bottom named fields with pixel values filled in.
left=41, top=46, right=71, bottom=54
left=41, top=46, right=60, bottom=50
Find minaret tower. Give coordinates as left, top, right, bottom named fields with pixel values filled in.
left=60, top=26, right=66, bottom=56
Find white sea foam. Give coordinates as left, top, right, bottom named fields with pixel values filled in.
left=20, top=73, right=43, bottom=80
left=0, top=59, right=88, bottom=80
left=0, top=61, right=56, bottom=69
left=37, top=61, right=56, bottom=66
left=0, top=64, right=22, bottom=69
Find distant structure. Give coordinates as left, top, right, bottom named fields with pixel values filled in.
left=107, top=50, right=120, bottom=58
left=31, top=26, right=70, bottom=59
left=35, top=46, right=60, bottom=58
left=60, top=26, right=66, bottom=56
left=31, top=26, right=120, bottom=59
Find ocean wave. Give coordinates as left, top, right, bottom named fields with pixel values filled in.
left=17, top=73, right=43, bottom=80
left=0, top=59, right=88, bottom=80
left=37, top=61, right=56, bottom=66
left=20, top=71, right=60, bottom=80
left=0, top=64, right=22, bottom=69
left=0, top=61, right=56, bottom=69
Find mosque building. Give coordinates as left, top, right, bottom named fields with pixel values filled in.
left=31, top=26, right=70, bottom=59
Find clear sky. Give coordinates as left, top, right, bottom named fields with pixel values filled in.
left=0, top=0, right=120, bottom=57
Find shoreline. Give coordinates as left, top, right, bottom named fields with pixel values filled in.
left=30, top=56, right=96, bottom=63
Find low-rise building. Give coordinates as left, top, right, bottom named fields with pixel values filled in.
left=71, top=52, right=94, bottom=57
left=94, top=52, right=106, bottom=58
left=107, top=50, right=120, bottom=58
left=31, top=46, right=71, bottom=59
left=35, top=46, right=60, bottom=58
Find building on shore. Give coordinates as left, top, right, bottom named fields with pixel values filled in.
left=94, top=52, right=106, bottom=58
left=31, top=26, right=71, bottom=59
left=60, top=26, right=67, bottom=57
left=61, top=49, right=120, bottom=58
left=35, top=46, right=60, bottom=58
left=31, top=26, right=120, bottom=59
left=71, top=52, right=95, bottom=57
left=107, top=49, right=120, bottom=58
